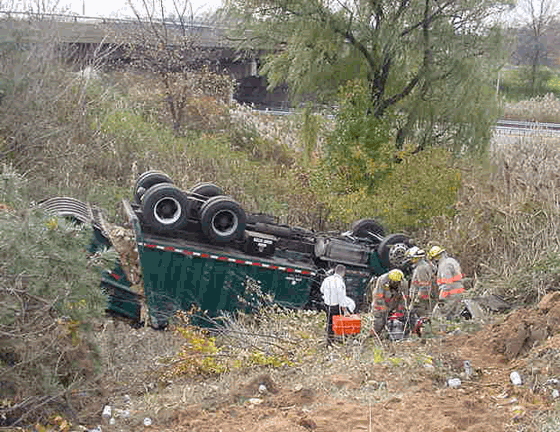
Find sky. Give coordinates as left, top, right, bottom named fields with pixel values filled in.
left=61, top=0, right=223, bottom=19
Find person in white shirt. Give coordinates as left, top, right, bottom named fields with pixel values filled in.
left=320, top=264, right=347, bottom=345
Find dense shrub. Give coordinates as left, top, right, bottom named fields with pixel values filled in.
left=0, top=166, right=112, bottom=425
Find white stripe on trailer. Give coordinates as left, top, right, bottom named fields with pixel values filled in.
left=139, top=242, right=316, bottom=276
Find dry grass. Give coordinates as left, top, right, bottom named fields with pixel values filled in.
left=415, top=131, right=560, bottom=304
left=502, top=93, right=560, bottom=124
left=86, top=307, right=482, bottom=432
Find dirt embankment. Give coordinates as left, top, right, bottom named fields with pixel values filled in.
left=94, top=293, right=560, bottom=432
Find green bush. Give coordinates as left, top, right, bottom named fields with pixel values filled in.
left=499, top=66, right=560, bottom=101
left=312, top=148, right=461, bottom=231
left=0, top=166, right=111, bottom=425
left=323, top=80, right=394, bottom=190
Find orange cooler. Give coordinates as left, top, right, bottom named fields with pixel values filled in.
left=332, top=314, right=361, bottom=335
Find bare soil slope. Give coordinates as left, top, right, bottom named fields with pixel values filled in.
left=94, top=293, right=560, bottom=432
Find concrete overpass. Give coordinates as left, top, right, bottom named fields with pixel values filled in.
left=0, top=11, right=290, bottom=107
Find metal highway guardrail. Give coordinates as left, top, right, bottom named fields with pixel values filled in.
left=495, top=119, right=560, bottom=136
left=253, top=111, right=560, bottom=135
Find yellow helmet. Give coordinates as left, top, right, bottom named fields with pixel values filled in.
left=428, top=246, right=445, bottom=259
left=388, top=269, right=404, bottom=282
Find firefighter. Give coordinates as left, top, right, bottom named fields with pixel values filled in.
left=406, top=247, right=434, bottom=317
left=428, top=246, right=465, bottom=320
left=320, top=264, right=347, bottom=345
left=371, top=269, right=408, bottom=336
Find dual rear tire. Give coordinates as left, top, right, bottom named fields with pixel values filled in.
left=200, top=196, right=246, bottom=243
left=134, top=170, right=173, bottom=204
left=137, top=173, right=245, bottom=243
left=141, top=183, right=190, bottom=233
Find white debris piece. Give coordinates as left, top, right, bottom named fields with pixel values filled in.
left=463, top=360, right=473, bottom=378
left=510, top=371, right=522, bottom=386
left=101, top=405, right=112, bottom=420
left=447, top=378, right=461, bottom=388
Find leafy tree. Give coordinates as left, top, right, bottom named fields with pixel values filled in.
left=226, top=0, right=509, bottom=153
left=311, top=84, right=462, bottom=229
left=510, top=0, right=560, bottom=96
left=324, top=79, right=394, bottom=189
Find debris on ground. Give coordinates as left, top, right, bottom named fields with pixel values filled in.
left=61, top=293, right=560, bottom=432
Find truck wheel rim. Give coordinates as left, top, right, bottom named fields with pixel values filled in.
left=211, top=209, right=238, bottom=237
left=154, top=197, right=182, bottom=225
left=388, top=243, right=408, bottom=268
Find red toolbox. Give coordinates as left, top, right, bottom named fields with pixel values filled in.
left=332, top=314, right=361, bottom=335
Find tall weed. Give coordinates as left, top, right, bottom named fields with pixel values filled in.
left=502, top=93, right=560, bottom=123
left=416, top=134, right=560, bottom=304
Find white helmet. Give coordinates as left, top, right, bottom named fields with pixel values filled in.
left=406, top=247, right=425, bottom=260
left=405, top=246, right=419, bottom=259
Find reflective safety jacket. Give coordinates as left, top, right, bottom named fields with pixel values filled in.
left=372, top=272, right=408, bottom=313
left=410, top=258, right=434, bottom=302
left=436, top=256, right=465, bottom=300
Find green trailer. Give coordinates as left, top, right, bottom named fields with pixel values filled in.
left=40, top=173, right=414, bottom=328
left=123, top=199, right=318, bottom=327
left=118, top=190, right=410, bottom=327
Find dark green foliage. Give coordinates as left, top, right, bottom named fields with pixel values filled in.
left=0, top=166, right=110, bottom=425
left=227, top=0, right=508, bottom=155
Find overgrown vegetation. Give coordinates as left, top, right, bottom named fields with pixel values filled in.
left=2, top=9, right=560, bottom=428
left=502, top=92, right=560, bottom=123
left=0, top=165, right=113, bottom=426
left=499, top=67, right=560, bottom=102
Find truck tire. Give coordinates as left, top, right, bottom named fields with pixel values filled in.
left=190, top=182, right=223, bottom=198
left=351, top=219, right=385, bottom=242
left=134, top=171, right=173, bottom=204
left=189, top=182, right=224, bottom=219
left=377, top=233, right=412, bottom=270
left=200, top=196, right=246, bottom=243
left=141, top=183, right=190, bottom=232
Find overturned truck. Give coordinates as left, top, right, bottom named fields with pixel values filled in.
left=41, top=171, right=413, bottom=328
